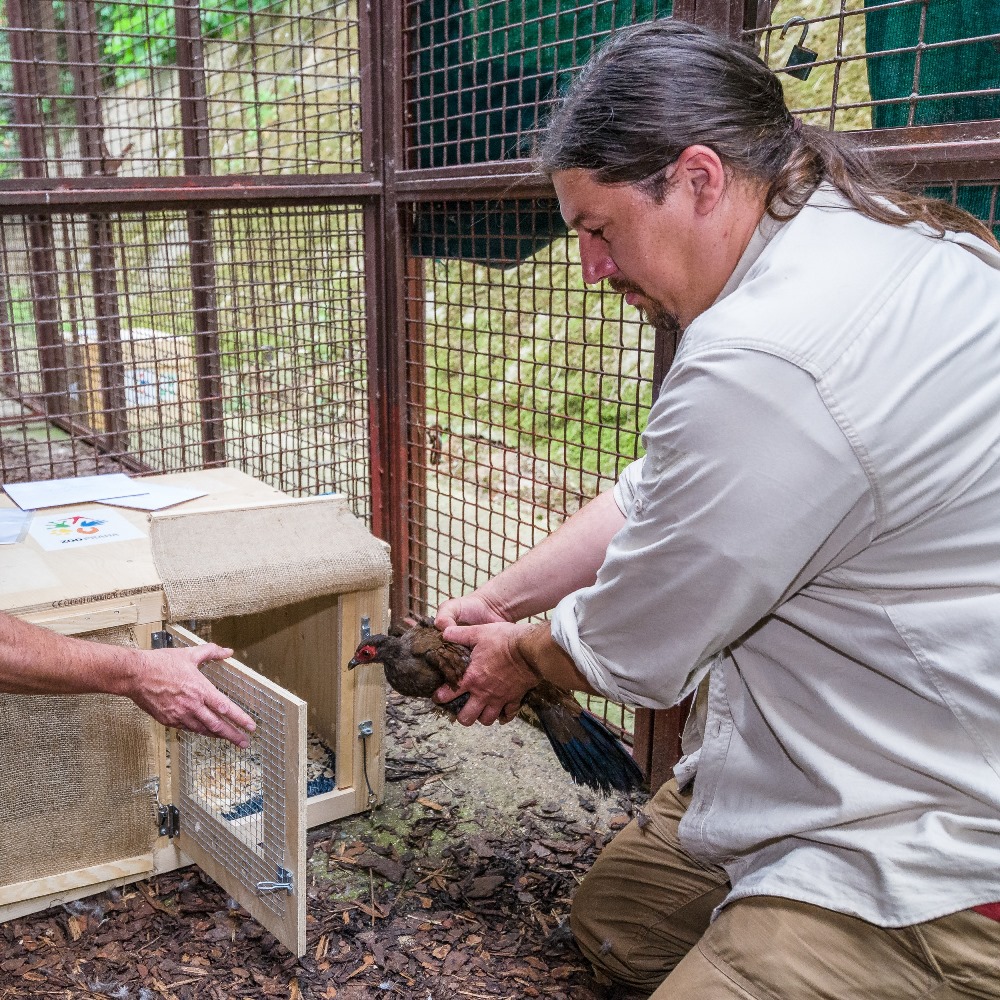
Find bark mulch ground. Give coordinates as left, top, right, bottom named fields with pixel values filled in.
left=0, top=693, right=646, bottom=1000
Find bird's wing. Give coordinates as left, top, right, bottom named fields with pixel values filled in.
left=405, top=625, right=470, bottom=688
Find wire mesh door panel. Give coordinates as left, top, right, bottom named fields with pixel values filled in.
left=403, top=205, right=658, bottom=742
left=165, top=623, right=307, bottom=957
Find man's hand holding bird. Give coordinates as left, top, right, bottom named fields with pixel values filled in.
left=435, top=619, right=587, bottom=728
left=349, top=615, right=644, bottom=794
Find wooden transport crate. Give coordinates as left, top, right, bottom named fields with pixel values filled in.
left=0, top=468, right=389, bottom=956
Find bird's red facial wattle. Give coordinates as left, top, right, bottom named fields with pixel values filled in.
left=348, top=642, right=380, bottom=669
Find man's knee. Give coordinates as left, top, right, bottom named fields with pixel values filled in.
left=569, top=794, right=729, bottom=992
left=571, top=841, right=632, bottom=983
left=571, top=860, right=676, bottom=991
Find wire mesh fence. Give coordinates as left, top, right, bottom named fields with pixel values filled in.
left=404, top=0, right=674, bottom=170
left=0, top=0, right=363, bottom=181
left=404, top=202, right=661, bottom=736
left=928, top=180, right=1000, bottom=240
left=751, top=1, right=1000, bottom=132
left=0, top=204, right=371, bottom=510
left=2, top=0, right=999, bottom=761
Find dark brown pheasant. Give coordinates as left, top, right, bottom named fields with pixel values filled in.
left=348, top=617, right=644, bottom=794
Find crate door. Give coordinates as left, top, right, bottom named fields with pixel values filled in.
left=165, top=624, right=307, bottom=956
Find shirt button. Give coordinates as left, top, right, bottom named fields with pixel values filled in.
left=634, top=499, right=644, bottom=514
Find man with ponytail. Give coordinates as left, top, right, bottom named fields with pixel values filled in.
left=434, top=18, right=1000, bottom=997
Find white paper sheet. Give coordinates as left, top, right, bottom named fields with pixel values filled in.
left=29, top=508, right=146, bottom=551
left=4, top=473, right=145, bottom=511
left=0, top=509, right=31, bottom=544
left=97, top=484, right=208, bottom=511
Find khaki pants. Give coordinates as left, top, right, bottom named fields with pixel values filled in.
left=571, top=780, right=1000, bottom=998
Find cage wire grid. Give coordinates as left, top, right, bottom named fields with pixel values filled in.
left=749, top=0, right=1000, bottom=133
left=402, top=0, right=675, bottom=171
left=927, top=180, right=1000, bottom=242
left=176, top=660, right=292, bottom=917
left=0, top=202, right=372, bottom=512
left=0, top=0, right=363, bottom=181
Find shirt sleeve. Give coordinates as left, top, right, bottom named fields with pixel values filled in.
left=613, top=458, right=645, bottom=515
left=550, top=347, right=875, bottom=709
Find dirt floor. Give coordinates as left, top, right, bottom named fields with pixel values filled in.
left=0, top=691, right=647, bottom=1000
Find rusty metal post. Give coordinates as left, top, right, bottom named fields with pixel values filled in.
left=175, top=0, right=226, bottom=467
left=65, top=0, right=130, bottom=453
left=5, top=0, right=70, bottom=416
left=359, top=0, right=387, bottom=540
left=630, top=319, right=686, bottom=785
left=403, top=254, right=430, bottom=615
left=0, top=228, right=14, bottom=397
left=364, top=0, right=416, bottom=622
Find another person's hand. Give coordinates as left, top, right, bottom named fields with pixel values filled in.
left=433, top=620, right=539, bottom=727
left=127, top=644, right=256, bottom=748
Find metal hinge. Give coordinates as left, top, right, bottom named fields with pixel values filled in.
left=257, top=867, right=294, bottom=894
left=360, top=615, right=371, bottom=641
left=158, top=804, right=180, bottom=838
left=151, top=630, right=174, bottom=649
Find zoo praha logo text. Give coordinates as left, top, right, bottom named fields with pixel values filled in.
left=29, top=508, right=146, bottom=551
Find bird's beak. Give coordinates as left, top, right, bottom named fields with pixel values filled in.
left=347, top=657, right=359, bottom=670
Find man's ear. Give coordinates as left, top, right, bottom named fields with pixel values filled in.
left=675, top=144, right=727, bottom=215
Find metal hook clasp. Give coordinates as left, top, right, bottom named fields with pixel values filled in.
left=779, top=15, right=817, bottom=81
left=780, top=15, right=809, bottom=48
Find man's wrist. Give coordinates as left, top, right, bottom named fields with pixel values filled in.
left=472, top=586, right=516, bottom=623
left=516, top=621, right=595, bottom=694
left=516, top=622, right=557, bottom=679
left=103, top=644, right=142, bottom=699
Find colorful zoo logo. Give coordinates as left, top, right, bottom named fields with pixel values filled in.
left=45, top=515, right=108, bottom=537
left=29, top=508, right=145, bottom=551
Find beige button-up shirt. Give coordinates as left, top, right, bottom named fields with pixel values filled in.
left=551, top=186, right=1000, bottom=927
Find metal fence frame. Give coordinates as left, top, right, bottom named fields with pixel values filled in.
left=2, top=0, right=997, bottom=786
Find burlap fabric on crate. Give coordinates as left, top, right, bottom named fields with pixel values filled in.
left=149, top=495, right=391, bottom=621
left=0, top=625, right=157, bottom=894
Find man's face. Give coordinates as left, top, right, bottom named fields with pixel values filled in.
left=553, top=166, right=709, bottom=333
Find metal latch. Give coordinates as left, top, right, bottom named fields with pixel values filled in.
left=158, top=804, right=180, bottom=838
left=151, top=630, right=174, bottom=649
left=257, top=867, right=294, bottom=893
left=360, top=615, right=371, bottom=641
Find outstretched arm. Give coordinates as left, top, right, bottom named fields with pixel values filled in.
left=0, top=612, right=256, bottom=748
left=434, top=487, right=626, bottom=724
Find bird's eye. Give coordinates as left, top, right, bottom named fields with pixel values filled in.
left=356, top=644, right=377, bottom=661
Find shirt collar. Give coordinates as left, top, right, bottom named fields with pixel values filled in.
left=713, top=206, right=788, bottom=305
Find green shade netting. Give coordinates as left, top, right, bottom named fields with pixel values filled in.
left=865, top=1, right=999, bottom=237
left=410, top=0, right=669, bottom=265
left=865, top=0, right=1000, bottom=128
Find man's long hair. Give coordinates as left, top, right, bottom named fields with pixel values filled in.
left=538, top=19, right=998, bottom=248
